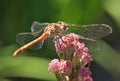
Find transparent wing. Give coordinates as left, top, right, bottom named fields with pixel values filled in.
left=67, top=24, right=112, bottom=39
left=16, top=32, right=44, bottom=50
left=80, top=38, right=100, bottom=53
left=31, top=21, right=49, bottom=33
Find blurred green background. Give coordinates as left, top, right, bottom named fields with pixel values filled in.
left=0, top=0, right=120, bottom=81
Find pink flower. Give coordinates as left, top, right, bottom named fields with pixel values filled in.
left=78, top=68, right=93, bottom=81
left=80, top=53, right=93, bottom=66
left=48, top=59, right=72, bottom=75
left=55, top=33, right=84, bottom=53
left=58, top=60, right=72, bottom=75
left=50, top=33, right=94, bottom=81
left=55, top=33, right=85, bottom=59
left=73, top=41, right=88, bottom=58
left=48, top=59, right=60, bottom=73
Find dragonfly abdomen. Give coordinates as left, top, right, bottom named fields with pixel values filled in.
left=13, top=32, right=50, bottom=56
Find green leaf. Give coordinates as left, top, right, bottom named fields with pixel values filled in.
left=0, top=45, right=56, bottom=81
left=54, top=0, right=103, bottom=23
left=103, top=0, right=120, bottom=28
left=0, top=77, right=11, bottom=81
left=92, top=40, right=120, bottom=79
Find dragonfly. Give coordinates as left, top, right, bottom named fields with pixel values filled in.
left=13, top=21, right=112, bottom=56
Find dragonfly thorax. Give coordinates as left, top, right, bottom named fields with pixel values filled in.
left=44, top=22, right=68, bottom=37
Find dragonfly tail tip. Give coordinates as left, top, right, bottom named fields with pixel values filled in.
left=13, top=53, right=17, bottom=56
left=13, top=51, right=18, bottom=56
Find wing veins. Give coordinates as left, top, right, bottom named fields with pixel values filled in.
left=67, top=24, right=112, bottom=38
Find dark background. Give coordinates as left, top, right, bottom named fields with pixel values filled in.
left=0, top=0, right=120, bottom=81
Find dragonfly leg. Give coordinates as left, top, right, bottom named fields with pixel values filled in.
left=80, top=37, right=96, bottom=42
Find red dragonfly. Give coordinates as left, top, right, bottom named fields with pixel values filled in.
left=13, top=21, right=112, bottom=56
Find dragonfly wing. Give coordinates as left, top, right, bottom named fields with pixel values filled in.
left=31, top=21, right=49, bottom=33
left=67, top=24, right=112, bottom=39
left=80, top=39, right=100, bottom=53
left=16, top=32, right=44, bottom=50
left=29, top=40, right=44, bottom=50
